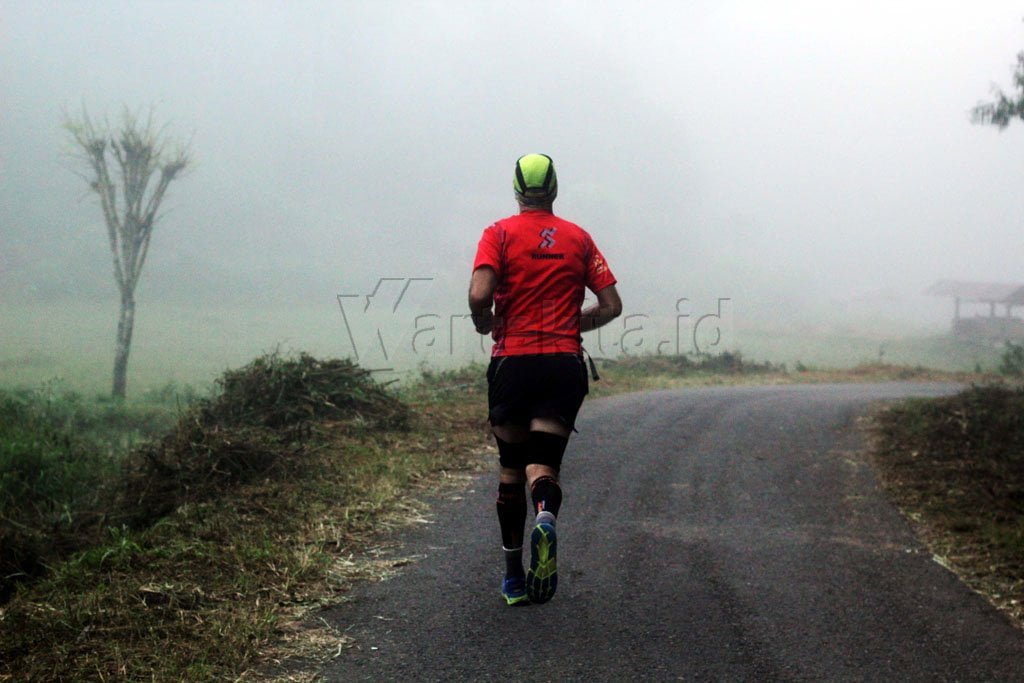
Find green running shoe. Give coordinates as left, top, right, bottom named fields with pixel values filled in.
left=526, top=522, right=557, bottom=604
left=501, top=575, right=529, bottom=606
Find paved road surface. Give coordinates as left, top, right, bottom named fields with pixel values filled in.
left=322, top=383, right=1024, bottom=681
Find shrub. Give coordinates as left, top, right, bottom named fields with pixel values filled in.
left=998, top=341, right=1024, bottom=377
left=0, top=389, right=126, bottom=601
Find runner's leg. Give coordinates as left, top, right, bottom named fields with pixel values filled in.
left=526, top=417, right=568, bottom=516
left=494, top=424, right=530, bottom=604
left=523, top=418, right=570, bottom=604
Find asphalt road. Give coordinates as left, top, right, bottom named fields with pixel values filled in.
left=322, top=383, right=1024, bottom=681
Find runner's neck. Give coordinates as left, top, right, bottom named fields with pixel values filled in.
left=517, top=200, right=554, bottom=214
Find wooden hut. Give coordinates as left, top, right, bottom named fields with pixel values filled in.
left=926, top=280, right=1024, bottom=341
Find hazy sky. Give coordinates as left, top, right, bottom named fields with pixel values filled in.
left=2, top=1, right=1023, bottom=334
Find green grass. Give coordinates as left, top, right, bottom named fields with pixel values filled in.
left=0, top=384, right=187, bottom=597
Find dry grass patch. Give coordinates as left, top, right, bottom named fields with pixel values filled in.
left=868, top=384, right=1024, bottom=628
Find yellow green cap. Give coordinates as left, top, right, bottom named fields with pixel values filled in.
left=514, top=153, right=557, bottom=203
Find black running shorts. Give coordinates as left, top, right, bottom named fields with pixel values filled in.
left=486, top=353, right=589, bottom=431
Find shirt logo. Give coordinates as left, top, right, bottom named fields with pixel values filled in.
left=538, top=227, right=557, bottom=249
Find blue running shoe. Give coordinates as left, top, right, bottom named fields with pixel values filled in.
left=526, top=522, right=557, bottom=604
left=501, top=575, right=529, bottom=606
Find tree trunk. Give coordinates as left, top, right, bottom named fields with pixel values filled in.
left=112, top=291, right=136, bottom=399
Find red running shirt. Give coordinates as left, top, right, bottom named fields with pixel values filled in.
left=473, top=209, right=617, bottom=357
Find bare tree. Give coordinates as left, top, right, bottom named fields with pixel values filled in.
left=65, top=107, right=190, bottom=399
left=972, top=50, right=1024, bottom=129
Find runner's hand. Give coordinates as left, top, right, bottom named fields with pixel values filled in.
left=473, top=310, right=493, bottom=334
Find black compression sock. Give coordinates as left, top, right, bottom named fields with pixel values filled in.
left=496, top=482, right=526, bottom=550
left=530, top=476, right=562, bottom=518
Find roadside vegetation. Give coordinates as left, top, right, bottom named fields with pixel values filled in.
left=0, top=353, right=488, bottom=680
left=0, top=347, right=1015, bottom=679
left=0, top=383, right=183, bottom=602
left=997, top=341, right=1024, bottom=377
left=589, top=350, right=978, bottom=396
left=870, top=381, right=1024, bottom=628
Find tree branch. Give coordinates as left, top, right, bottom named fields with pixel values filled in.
left=972, top=50, right=1024, bottom=129
left=66, top=105, right=189, bottom=296
left=87, top=138, right=128, bottom=291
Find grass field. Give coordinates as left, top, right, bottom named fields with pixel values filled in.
left=731, top=327, right=999, bottom=372
left=0, top=301, right=352, bottom=394
left=0, top=301, right=1001, bottom=396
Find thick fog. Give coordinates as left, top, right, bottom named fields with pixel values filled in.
left=2, top=1, right=1023, bottom=375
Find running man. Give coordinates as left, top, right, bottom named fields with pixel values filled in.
left=469, top=153, right=622, bottom=605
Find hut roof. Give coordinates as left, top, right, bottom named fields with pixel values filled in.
left=926, top=280, right=1024, bottom=305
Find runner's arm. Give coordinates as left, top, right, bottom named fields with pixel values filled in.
left=468, top=266, right=498, bottom=334
left=581, top=284, right=622, bottom=333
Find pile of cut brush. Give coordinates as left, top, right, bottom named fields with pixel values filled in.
left=210, top=352, right=407, bottom=429
left=120, top=352, right=409, bottom=527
